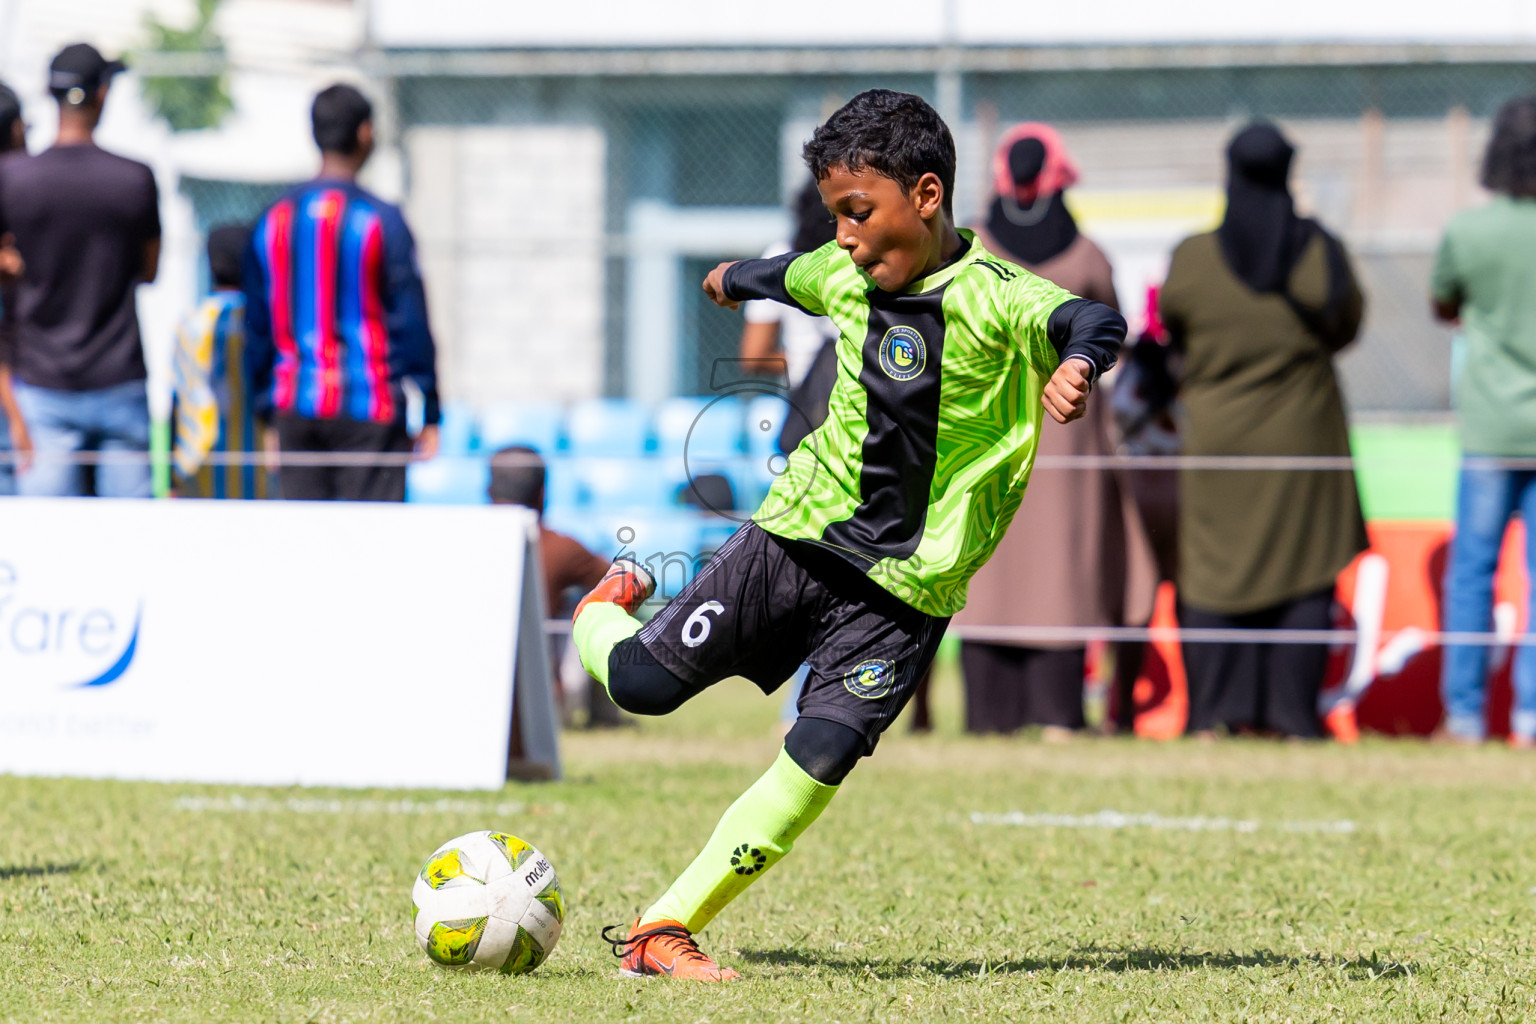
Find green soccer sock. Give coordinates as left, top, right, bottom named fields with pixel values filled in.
left=572, top=602, right=642, bottom=689
left=640, top=747, right=839, bottom=934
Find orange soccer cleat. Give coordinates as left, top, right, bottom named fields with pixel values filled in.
left=602, top=918, right=741, bottom=981
left=1323, top=702, right=1360, bottom=745
left=573, top=558, right=656, bottom=622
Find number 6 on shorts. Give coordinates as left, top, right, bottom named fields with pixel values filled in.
left=681, top=601, right=725, bottom=649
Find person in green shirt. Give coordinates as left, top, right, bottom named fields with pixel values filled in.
left=1432, top=94, right=1536, bottom=747
left=574, top=89, right=1125, bottom=980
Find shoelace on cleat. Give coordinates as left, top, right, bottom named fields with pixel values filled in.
left=601, top=923, right=714, bottom=965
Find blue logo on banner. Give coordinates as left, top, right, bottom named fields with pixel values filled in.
left=0, top=559, right=143, bottom=690
left=71, top=608, right=141, bottom=688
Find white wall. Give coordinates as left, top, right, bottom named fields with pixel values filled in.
left=407, top=125, right=607, bottom=405
left=370, top=0, right=1536, bottom=48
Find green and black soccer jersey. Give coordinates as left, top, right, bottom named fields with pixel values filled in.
left=722, top=230, right=1125, bottom=617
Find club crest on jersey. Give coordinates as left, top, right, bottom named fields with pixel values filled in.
left=877, top=326, right=926, bottom=382
left=844, top=658, right=895, bottom=700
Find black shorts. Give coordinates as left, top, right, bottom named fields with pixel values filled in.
left=635, top=523, right=949, bottom=752
left=274, top=415, right=411, bottom=502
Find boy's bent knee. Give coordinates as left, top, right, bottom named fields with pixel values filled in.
left=783, top=716, right=866, bottom=785
left=607, top=637, right=698, bottom=716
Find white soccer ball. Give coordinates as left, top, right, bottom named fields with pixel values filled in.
left=411, top=830, right=564, bottom=973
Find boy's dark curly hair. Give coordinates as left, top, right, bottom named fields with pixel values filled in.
left=1482, top=95, right=1536, bottom=198
left=802, top=89, right=956, bottom=217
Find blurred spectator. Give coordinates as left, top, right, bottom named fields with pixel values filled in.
left=1160, top=121, right=1365, bottom=739
left=1432, top=95, right=1536, bottom=748
left=489, top=445, right=624, bottom=727
left=741, top=177, right=840, bottom=451
left=244, top=83, right=439, bottom=502
left=1107, top=287, right=1183, bottom=732
left=0, top=82, right=21, bottom=152
left=953, top=124, right=1157, bottom=738
left=171, top=223, right=268, bottom=499
left=0, top=44, right=159, bottom=498
left=0, top=79, right=32, bottom=496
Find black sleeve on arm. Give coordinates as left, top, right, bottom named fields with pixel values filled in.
left=721, top=252, right=812, bottom=313
left=382, top=210, right=441, bottom=426
left=1045, top=298, right=1126, bottom=382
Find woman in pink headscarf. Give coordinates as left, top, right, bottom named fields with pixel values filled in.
left=952, top=124, right=1158, bottom=738
left=977, top=123, right=1113, bottom=300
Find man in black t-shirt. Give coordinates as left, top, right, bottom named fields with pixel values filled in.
left=0, top=43, right=160, bottom=497
left=0, top=79, right=31, bottom=496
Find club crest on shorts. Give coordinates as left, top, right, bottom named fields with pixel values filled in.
left=877, top=326, right=926, bottom=382
left=844, top=658, right=895, bottom=700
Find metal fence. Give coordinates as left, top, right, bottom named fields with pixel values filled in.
left=162, top=50, right=1536, bottom=414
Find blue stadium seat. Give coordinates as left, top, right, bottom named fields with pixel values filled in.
left=608, top=513, right=704, bottom=561
left=600, top=513, right=706, bottom=598
left=655, top=396, right=745, bottom=461
left=734, top=454, right=780, bottom=511
left=653, top=397, right=703, bottom=456
left=407, top=455, right=490, bottom=505
left=543, top=455, right=581, bottom=511
left=698, top=518, right=744, bottom=556
left=543, top=508, right=616, bottom=557
left=540, top=509, right=728, bottom=595
left=572, top=456, right=671, bottom=511
left=566, top=398, right=652, bottom=457
left=659, top=454, right=751, bottom=514
left=478, top=400, right=565, bottom=455
left=435, top=400, right=478, bottom=455
left=745, top=393, right=792, bottom=456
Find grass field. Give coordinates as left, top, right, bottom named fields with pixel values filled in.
left=4, top=666, right=1535, bottom=1023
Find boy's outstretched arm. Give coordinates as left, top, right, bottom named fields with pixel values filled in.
left=702, top=261, right=742, bottom=310
left=1042, top=298, right=1126, bottom=424
left=703, top=253, right=821, bottom=314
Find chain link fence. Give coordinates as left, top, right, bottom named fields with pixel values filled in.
left=163, top=54, right=1536, bottom=414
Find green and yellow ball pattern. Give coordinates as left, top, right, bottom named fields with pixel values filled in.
left=411, top=830, right=563, bottom=974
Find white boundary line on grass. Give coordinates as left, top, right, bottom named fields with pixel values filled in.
left=172, top=795, right=527, bottom=816
left=970, top=809, right=1357, bottom=834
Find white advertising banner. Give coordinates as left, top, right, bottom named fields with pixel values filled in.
left=0, top=499, right=555, bottom=790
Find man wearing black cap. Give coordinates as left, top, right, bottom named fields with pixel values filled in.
left=0, top=43, right=161, bottom=497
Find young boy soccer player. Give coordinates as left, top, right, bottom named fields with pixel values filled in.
left=576, top=90, right=1125, bottom=981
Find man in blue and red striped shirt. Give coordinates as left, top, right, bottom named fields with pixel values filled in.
left=243, top=83, right=440, bottom=501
